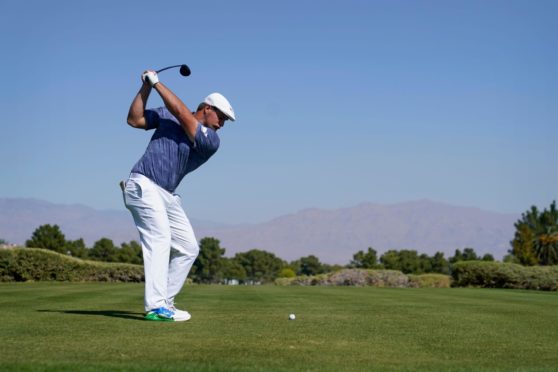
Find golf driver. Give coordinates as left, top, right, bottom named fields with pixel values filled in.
left=156, top=64, right=191, bottom=76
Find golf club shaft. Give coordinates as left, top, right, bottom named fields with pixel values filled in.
left=156, top=65, right=183, bottom=73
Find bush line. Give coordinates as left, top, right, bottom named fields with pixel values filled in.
left=0, top=248, right=143, bottom=282
left=2, top=248, right=557, bottom=290
left=275, top=269, right=451, bottom=288
left=451, top=261, right=558, bottom=291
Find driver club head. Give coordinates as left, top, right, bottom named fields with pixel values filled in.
left=179, top=65, right=191, bottom=76
left=156, top=64, right=191, bottom=77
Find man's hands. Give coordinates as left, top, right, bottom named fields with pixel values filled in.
left=134, top=68, right=197, bottom=141
left=142, top=70, right=159, bottom=87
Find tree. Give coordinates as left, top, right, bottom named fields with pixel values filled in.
left=350, top=247, right=378, bottom=269
left=449, top=249, right=464, bottom=264
left=398, top=250, right=423, bottom=274
left=191, top=237, right=226, bottom=283
left=65, top=238, right=88, bottom=259
left=380, top=250, right=401, bottom=271
left=89, top=238, right=118, bottom=262
left=221, top=258, right=247, bottom=282
left=503, top=254, right=520, bottom=264
left=462, top=248, right=479, bottom=261
left=26, top=224, right=66, bottom=253
left=510, top=201, right=558, bottom=265
left=481, top=253, right=495, bottom=261
left=430, top=252, right=450, bottom=275
left=292, top=255, right=324, bottom=276
left=510, top=221, right=538, bottom=265
left=418, top=253, right=433, bottom=274
left=379, top=250, right=439, bottom=274
left=449, top=248, right=479, bottom=264
left=233, top=249, right=285, bottom=283
left=381, top=249, right=427, bottom=274
left=118, top=240, right=143, bottom=264
left=534, top=226, right=558, bottom=265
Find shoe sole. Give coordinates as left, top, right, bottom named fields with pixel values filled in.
left=144, top=312, right=174, bottom=322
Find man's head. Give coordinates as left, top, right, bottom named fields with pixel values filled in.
left=196, top=93, right=235, bottom=131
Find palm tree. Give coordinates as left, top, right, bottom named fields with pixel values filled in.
left=533, top=226, right=558, bottom=265
left=511, top=201, right=558, bottom=265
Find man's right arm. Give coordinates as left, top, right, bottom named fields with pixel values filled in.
left=140, top=70, right=198, bottom=142
left=127, top=83, right=151, bottom=129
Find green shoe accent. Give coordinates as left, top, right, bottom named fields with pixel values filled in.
left=144, top=312, right=174, bottom=321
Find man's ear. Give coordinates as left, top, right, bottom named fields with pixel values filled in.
left=199, top=105, right=211, bottom=121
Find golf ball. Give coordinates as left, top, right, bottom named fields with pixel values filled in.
left=289, top=313, right=296, bottom=320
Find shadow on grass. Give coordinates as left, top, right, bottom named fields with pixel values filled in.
left=38, top=309, right=144, bottom=321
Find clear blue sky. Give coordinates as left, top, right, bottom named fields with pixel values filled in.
left=1, top=0, right=556, bottom=224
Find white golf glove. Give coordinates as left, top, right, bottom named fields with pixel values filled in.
left=141, top=71, right=159, bottom=87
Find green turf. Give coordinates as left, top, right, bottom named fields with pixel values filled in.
left=0, top=283, right=557, bottom=371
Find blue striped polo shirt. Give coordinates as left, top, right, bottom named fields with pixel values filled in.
left=130, top=107, right=220, bottom=193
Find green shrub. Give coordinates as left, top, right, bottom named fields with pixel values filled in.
left=408, top=274, right=451, bottom=288
left=278, top=267, right=296, bottom=278
left=451, top=261, right=558, bottom=291
left=275, top=269, right=410, bottom=287
left=0, top=248, right=144, bottom=282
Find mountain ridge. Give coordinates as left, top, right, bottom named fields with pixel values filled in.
left=0, top=198, right=518, bottom=264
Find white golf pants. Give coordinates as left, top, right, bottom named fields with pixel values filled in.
left=123, top=173, right=199, bottom=311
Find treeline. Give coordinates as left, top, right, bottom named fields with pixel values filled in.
left=24, top=224, right=142, bottom=264
left=192, top=241, right=495, bottom=284
left=7, top=200, right=557, bottom=284
left=350, top=247, right=493, bottom=275
left=19, top=224, right=494, bottom=284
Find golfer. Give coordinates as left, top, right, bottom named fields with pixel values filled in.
left=123, top=70, right=235, bottom=321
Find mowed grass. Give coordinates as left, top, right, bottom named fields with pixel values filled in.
left=0, top=283, right=557, bottom=371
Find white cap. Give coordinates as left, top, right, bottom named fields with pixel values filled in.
left=204, top=92, right=236, bottom=121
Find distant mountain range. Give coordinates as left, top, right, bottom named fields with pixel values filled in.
left=0, top=198, right=518, bottom=264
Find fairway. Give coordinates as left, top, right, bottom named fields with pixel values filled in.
left=0, top=283, right=557, bottom=371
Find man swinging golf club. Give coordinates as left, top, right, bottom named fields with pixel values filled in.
left=123, top=69, right=235, bottom=321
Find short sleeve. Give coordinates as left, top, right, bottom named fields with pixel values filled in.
left=144, top=108, right=164, bottom=130
left=193, top=124, right=220, bottom=159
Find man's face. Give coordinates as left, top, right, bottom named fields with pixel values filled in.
left=206, top=106, right=228, bottom=131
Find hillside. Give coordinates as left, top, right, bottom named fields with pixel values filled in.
left=0, top=198, right=518, bottom=264
left=196, top=200, right=517, bottom=263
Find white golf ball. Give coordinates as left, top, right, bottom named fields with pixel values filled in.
left=289, top=313, right=296, bottom=320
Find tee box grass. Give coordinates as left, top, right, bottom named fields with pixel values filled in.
left=0, top=283, right=557, bottom=371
